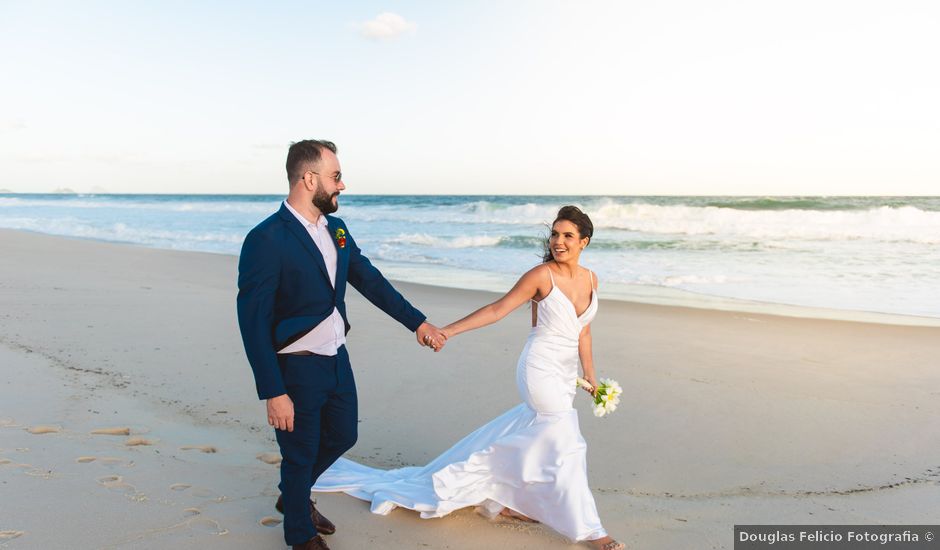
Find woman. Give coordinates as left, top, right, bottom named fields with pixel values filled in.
left=313, top=206, right=624, bottom=550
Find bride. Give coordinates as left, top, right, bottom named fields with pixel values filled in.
left=313, top=206, right=624, bottom=550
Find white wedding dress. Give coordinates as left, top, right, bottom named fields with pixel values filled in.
left=312, top=270, right=608, bottom=542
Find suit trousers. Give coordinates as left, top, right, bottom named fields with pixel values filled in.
left=275, top=346, right=358, bottom=545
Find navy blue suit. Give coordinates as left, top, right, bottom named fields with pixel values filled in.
left=237, top=203, right=425, bottom=545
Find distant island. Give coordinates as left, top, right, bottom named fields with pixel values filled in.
left=52, top=187, right=77, bottom=194
left=0, top=188, right=13, bottom=193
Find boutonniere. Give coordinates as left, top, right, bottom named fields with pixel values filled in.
left=334, top=228, right=347, bottom=249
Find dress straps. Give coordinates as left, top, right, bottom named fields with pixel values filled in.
left=547, top=265, right=596, bottom=291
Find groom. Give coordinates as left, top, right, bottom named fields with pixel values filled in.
left=237, top=139, right=446, bottom=550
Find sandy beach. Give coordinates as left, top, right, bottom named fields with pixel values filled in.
left=2, top=227, right=939, bottom=549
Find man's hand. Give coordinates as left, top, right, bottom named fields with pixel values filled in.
left=416, top=321, right=447, bottom=352
left=267, top=394, right=295, bottom=432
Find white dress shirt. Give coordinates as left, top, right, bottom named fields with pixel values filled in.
left=278, top=200, right=347, bottom=356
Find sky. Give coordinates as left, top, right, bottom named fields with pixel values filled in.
left=1, top=0, right=938, bottom=196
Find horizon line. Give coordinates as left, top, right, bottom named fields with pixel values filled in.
left=2, top=191, right=938, bottom=199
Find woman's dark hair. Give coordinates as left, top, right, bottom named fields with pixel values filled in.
left=542, top=205, right=594, bottom=263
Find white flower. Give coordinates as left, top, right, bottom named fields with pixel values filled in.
left=603, top=379, right=623, bottom=395
left=582, top=377, right=623, bottom=418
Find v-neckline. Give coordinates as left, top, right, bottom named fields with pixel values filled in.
left=549, top=285, right=596, bottom=319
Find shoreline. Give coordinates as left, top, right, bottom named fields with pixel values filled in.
left=3, top=227, right=938, bottom=328
left=372, top=262, right=940, bottom=328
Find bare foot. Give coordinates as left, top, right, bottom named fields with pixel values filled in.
left=499, top=507, right=539, bottom=523
left=587, top=536, right=625, bottom=550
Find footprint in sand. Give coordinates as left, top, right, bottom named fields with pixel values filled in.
left=125, top=437, right=156, bottom=446
left=260, top=516, right=282, bottom=527
left=97, top=474, right=145, bottom=501
left=191, top=487, right=225, bottom=502
left=88, top=457, right=134, bottom=469
left=185, top=517, right=228, bottom=535
left=0, top=530, right=25, bottom=541
left=96, top=476, right=137, bottom=493
left=97, top=474, right=125, bottom=487
left=27, top=425, right=61, bottom=434
left=99, top=456, right=130, bottom=466
left=0, top=458, right=12, bottom=465
left=24, top=466, right=55, bottom=479
left=91, top=427, right=131, bottom=436
left=170, top=483, right=191, bottom=491
left=183, top=507, right=201, bottom=516
left=256, top=452, right=282, bottom=465
left=180, top=445, right=217, bottom=454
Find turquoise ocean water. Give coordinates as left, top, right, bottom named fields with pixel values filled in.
left=2, top=194, right=938, bottom=321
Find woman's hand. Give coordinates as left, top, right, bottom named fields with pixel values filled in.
left=581, top=374, right=598, bottom=397
left=416, top=322, right=447, bottom=352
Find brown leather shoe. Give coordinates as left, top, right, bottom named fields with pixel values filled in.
left=292, top=534, right=330, bottom=550
left=276, top=495, right=337, bottom=535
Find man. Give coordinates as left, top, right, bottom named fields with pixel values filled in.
left=237, top=139, right=446, bottom=550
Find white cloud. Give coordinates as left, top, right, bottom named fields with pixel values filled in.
left=358, top=12, right=416, bottom=41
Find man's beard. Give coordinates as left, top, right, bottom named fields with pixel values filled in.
left=312, top=184, right=339, bottom=214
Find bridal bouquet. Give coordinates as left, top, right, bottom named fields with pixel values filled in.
left=576, top=377, right=623, bottom=417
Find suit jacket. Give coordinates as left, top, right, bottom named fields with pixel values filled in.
left=237, top=203, right=426, bottom=399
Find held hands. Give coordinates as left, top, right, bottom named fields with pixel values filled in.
left=416, top=321, right=447, bottom=352
left=266, top=394, right=295, bottom=432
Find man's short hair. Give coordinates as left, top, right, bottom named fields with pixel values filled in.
left=286, top=139, right=337, bottom=185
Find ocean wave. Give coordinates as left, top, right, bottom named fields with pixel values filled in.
left=347, top=199, right=940, bottom=244
left=589, top=201, right=940, bottom=244
left=0, top=216, right=243, bottom=252
left=383, top=233, right=561, bottom=250
left=10, top=195, right=937, bottom=245
left=657, top=274, right=733, bottom=286
left=385, top=233, right=503, bottom=249
left=505, top=236, right=770, bottom=252
left=340, top=201, right=561, bottom=226
left=702, top=197, right=856, bottom=210
left=168, top=201, right=281, bottom=213
left=373, top=244, right=450, bottom=265
left=0, top=196, right=277, bottom=214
